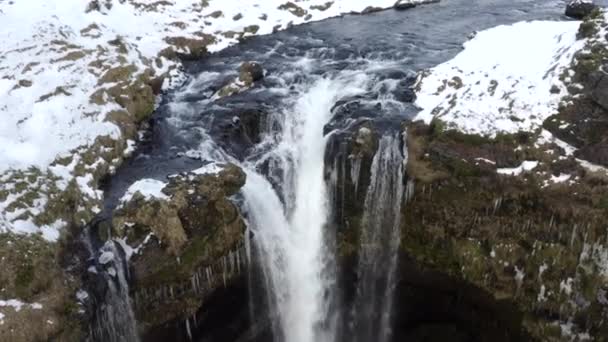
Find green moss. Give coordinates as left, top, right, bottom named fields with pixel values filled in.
left=578, top=20, right=599, bottom=39
left=15, top=263, right=35, bottom=297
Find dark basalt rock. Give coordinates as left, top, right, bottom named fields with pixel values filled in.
left=565, top=0, right=598, bottom=19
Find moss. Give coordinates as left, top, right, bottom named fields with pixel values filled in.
left=243, top=25, right=260, bottom=35
left=578, top=20, right=599, bottom=39
left=99, top=65, right=137, bottom=84
left=278, top=2, right=308, bottom=17
left=14, top=263, right=35, bottom=298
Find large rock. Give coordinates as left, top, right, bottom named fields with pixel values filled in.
left=565, top=0, right=598, bottom=19
left=111, top=164, right=248, bottom=333
left=238, top=61, right=264, bottom=86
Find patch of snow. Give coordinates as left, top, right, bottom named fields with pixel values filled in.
left=0, top=299, right=43, bottom=311
left=415, top=21, right=585, bottom=136
left=537, top=130, right=577, bottom=156
left=560, top=277, right=574, bottom=296
left=577, top=158, right=608, bottom=174
left=550, top=173, right=572, bottom=184
left=120, top=178, right=168, bottom=204
left=497, top=161, right=539, bottom=176
left=192, top=162, right=224, bottom=175
left=475, top=157, right=496, bottom=165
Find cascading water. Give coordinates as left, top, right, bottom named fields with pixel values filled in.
left=240, top=75, right=372, bottom=342
left=89, top=240, right=139, bottom=342
left=350, top=133, right=407, bottom=342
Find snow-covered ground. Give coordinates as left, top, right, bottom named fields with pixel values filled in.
left=415, top=20, right=585, bottom=136
left=0, top=0, right=430, bottom=240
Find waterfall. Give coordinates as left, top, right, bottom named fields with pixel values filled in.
left=351, top=133, right=406, bottom=342
left=90, top=240, right=139, bottom=342
left=240, top=75, right=371, bottom=342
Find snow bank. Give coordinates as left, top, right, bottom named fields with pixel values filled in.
left=497, top=161, right=539, bottom=176
left=120, top=179, right=168, bottom=204
left=415, top=20, right=585, bottom=136
left=0, top=0, right=429, bottom=239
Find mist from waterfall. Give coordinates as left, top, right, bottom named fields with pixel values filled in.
left=350, top=133, right=407, bottom=342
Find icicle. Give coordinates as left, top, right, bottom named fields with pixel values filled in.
left=206, top=267, right=212, bottom=287
left=405, top=179, right=415, bottom=203
left=185, top=318, right=192, bottom=341
left=350, top=156, right=361, bottom=197
left=222, top=256, right=227, bottom=287
left=570, top=224, right=578, bottom=248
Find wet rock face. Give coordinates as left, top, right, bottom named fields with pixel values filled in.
left=207, top=106, right=268, bottom=160
left=565, top=0, right=598, bottom=19
left=324, top=121, right=380, bottom=258
left=111, top=164, right=247, bottom=334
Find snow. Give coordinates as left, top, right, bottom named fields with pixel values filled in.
left=577, top=159, right=608, bottom=174
left=497, top=161, right=539, bottom=176
left=120, top=178, right=168, bottom=204
left=415, top=20, right=585, bottom=136
left=550, top=173, right=572, bottom=183
left=0, top=0, right=430, bottom=240
left=0, top=299, right=43, bottom=312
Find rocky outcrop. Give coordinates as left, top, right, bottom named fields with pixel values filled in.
left=0, top=234, right=83, bottom=342
left=544, top=11, right=608, bottom=167
left=217, top=62, right=265, bottom=98
left=111, top=164, right=248, bottom=335
left=565, top=0, right=599, bottom=20
left=398, top=121, right=608, bottom=340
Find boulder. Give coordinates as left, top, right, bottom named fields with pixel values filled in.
left=394, top=0, right=417, bottom=10
left=238, top=61, right=264, bottom=86
left=565, top=0, right=598, bottom=19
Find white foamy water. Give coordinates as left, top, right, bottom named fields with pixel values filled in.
left=241, top=74, right=372, bottom=342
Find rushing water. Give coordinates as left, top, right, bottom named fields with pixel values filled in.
left=351, top=134, right=406, bottom=342
left=89, top=241, right=139, bottom=342
left=92, top=0, right=570, bottom=341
